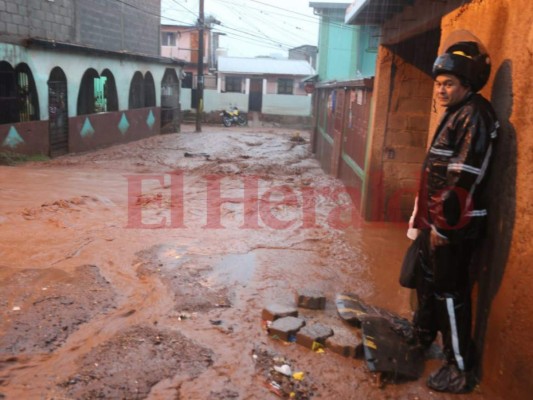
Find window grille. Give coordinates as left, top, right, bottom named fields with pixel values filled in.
left=225, top=76, right=242, bottom=93
left=129, top=71, right=144, bottom=109
left=277, top=78, right=294, bottom=95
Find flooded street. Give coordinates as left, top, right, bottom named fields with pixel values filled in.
left=0, top=126, right=488, bottom=399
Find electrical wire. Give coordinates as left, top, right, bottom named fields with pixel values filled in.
left=168, top=0, right=198, bottom=19
left=206, top=0, right=358, bottom=54
left=160, top=0, right=358, bottom=57
left=206, top=1, right=319, bottom=51
left=114, top=0, right=191, bottom=25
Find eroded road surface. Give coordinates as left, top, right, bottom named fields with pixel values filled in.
left=0, top=126, right=489, bottom=399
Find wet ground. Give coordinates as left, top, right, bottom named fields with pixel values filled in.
left=0, top=125, right=491, bottom=399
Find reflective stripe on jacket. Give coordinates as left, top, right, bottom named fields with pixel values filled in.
left=414, top=93, right=499, bottom=242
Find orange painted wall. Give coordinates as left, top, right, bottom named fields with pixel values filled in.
left=439, top=1, right=533, bottom=399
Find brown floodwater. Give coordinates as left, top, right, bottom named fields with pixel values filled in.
left=0, top=125, right=490, bottom=399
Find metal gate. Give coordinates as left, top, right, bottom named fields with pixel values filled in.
left=0, top=68, right=18, bottom=124
left=161, top=68, right=180, bottom=133
left=48, top=79, right=69, bottom=157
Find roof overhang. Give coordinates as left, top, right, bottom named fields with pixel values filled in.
left=315, top=77, right=374, bottom=89
left=309, top=2, right=352, bottom=10
left=302, top=74, right=319, bottom=83
left=25, top=38, right=186, bottom=66
left=345, top=0, right=414, bottom=25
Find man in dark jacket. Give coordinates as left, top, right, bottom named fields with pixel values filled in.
left=410, top=40, right=499, bottom=393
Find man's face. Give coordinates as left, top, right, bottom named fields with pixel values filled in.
left=434, top=74, right=470, bottom=108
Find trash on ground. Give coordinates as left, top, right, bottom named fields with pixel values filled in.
left=274, top=364, right=292, bottom=376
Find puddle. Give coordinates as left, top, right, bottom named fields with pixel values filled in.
left=157, top=245, right=190, bottom=268
left=207, top=252, right=256, bottom=286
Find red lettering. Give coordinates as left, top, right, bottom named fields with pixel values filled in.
left=327, top=187, right=362, bottom=229
left=203, top=175, right=260, bottom=229
left=259, top=185, right=298, bottom=230
left=125, top=174, right=167, bottom=229
left=169, top=171, right=185, bottom=228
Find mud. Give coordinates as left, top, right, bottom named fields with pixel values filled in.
left=0, top=265, right=115, bottom=354
left=59, top=325, right=213, bottom=400
left=0, top=125, right=490, bottom=399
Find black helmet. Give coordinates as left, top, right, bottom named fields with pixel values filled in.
left=432, top=41, right=491, bottom=92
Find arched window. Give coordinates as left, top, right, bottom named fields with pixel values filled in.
left=77, top=68, right=99, bottom=115
left=77, top=68, right=118, bottom=115
left=144, top=72, right=156, bottom=107
left=15, top=63, right=40, bottom=121
left=0, top=62, right=39, bottom=124
left=101, top=69, right=118, bottom=111
left=0, top=61, right=17, bottom=124
left=129, top=71, right=144, bottom=109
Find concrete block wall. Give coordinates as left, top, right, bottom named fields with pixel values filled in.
left=78, top=0, right=160, bottom=56
left=1, top=0, right=75, bottom=41
left=1, top=0, right=160, bottom=56
left=380, top=36, right=438, bottom=221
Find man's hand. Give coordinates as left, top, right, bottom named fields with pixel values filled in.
left=430, top=229, right=449, bottom=249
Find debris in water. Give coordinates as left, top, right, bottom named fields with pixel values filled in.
left=292, top=372, right=305, bottom=381
left=274, top=364, right=292, bottom=376
left=290, top=132, right=305, bottom=143
left=184, top=152, right=210, bottom=160
left=253, top=346, right=313, bottom=399
left=262, top=304, right=298, bottom=322
left=297, top=290, right=326, bottom=310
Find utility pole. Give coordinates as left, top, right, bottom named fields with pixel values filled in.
left=195, top=0, right=205, bottom=133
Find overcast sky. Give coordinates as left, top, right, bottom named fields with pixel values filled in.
left=161, top=0, right=322, bottom=58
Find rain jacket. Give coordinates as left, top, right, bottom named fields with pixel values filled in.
left=413, top=92, right=499, bottom=243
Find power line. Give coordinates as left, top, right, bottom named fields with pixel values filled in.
left=168, top=0, right=198, bottom=19
left=114, top=0, right=191, bottom=25
left=206, top=0, right=357, bottom=52
left=205, top=0, right=318, bottom=51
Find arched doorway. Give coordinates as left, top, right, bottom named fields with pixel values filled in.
left=161, top=68, right=180, bottom=133
left=48, top=66, right=69, bottom=157
left=144, top=72, right=156, bottom=107
left=129, top=71, right=144, bottom=109
left=0, top=61, right=17, bottom=125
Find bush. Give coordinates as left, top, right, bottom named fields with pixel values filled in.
left=0, top=151, right=50, bottom=166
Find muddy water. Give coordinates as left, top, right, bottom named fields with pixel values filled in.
left=0, top=126, right=489, bottom=399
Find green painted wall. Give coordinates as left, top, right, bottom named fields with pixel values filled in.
left=316, top=9, right=378, bottom=82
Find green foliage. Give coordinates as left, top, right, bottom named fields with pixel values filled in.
left=0, top=151, right=49, bottom=166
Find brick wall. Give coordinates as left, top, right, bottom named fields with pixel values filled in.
left=367, top=29, right=439, bottom=221
left=1, top=0, right=160, bottom=56
left=382, top=31, right=439, bottom=220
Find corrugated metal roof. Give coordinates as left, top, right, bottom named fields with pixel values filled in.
left=310, top=1, right=351, bottom=9
left=218, top=56, right=315, bottom=76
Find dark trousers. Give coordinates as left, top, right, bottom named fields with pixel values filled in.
left=413, top=229, right=476, bottom=371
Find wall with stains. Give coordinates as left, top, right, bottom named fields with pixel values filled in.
left=2, top=0, right=160, bottom=56
left=439, top=1, right=532, bottom=399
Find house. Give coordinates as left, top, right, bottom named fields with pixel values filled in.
left=161, top=22, right=316, bottom=122
left=288, top=45, right=318, bottom=70
left=0, top=0, right=183, bottom=157
left=206, top=56, right=315, bottom=120
left=308, top=1, right=378, bottom=211
left=310, top=1, right=378, bottom=82
left=342, top=0, right=532, bottom=398
left=161, top=23, right=221, bottom=111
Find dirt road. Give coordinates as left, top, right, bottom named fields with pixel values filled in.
left=0, top=126, right=488, bottom=399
